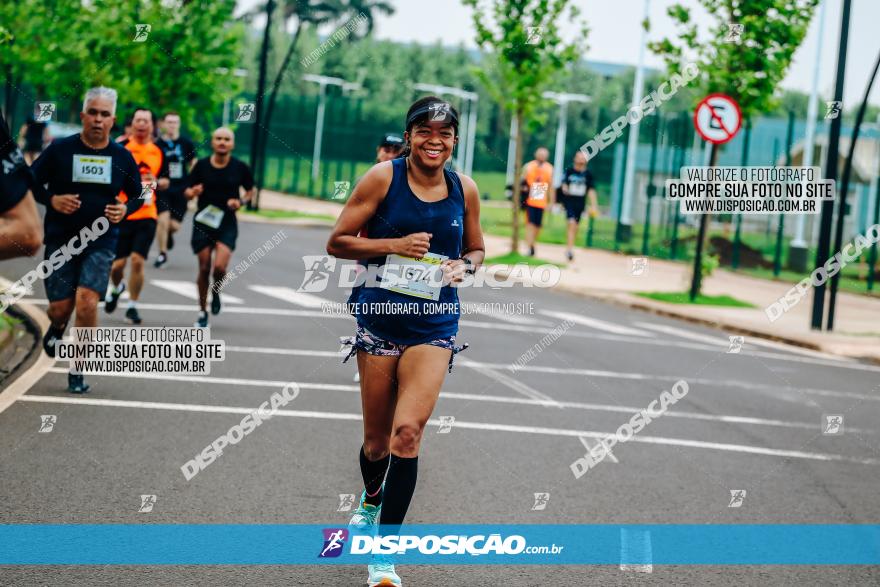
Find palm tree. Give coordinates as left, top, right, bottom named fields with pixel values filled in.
left=244, top=0, right=393, bottom=194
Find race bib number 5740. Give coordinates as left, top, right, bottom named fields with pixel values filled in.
left=72, top=155, right=112, bottom=184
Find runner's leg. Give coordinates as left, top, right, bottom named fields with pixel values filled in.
left=47, top=299, right=74, bottom=330
left=211, top=242, right=232, bottom=288
left=379, top=344, right=451, bottom=527
left=128, top=253, right=146, bottom=302
left=358, top=351, right=398, bottom=504
left=196, top=247, right=212, bottom=312
left=156, top=210, right=170, bottom=254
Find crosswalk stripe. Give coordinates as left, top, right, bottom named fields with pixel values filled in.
left=634, top=322, right=726, bottom=346
left=539, top=310, right=652, bottom=337
left=248, top=285, right=330, bottom=309
left=151, top=280, right=243, bottom=304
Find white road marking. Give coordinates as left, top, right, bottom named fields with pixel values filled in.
left=467, top=307, right=551, bottom=326
left=18, top=394, right=880, bottom=466
left=18, top=298, right=880, bottom=373
left=248, top=285, right=330, bottom=309
left=151, top=280, right=243, bottom=304
left=634, top=322, right=728, bottom=346
left=620, top=528, right=653, bottom=573
left=457, top=357, right=562, bottom=406
left=579, top=436, right=619, bottom=463
left=39, top=367, right=876, bottom=433
left=539, top=310, right=652, bottom=337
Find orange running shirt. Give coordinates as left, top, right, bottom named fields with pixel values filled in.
left=118, top=139, right=165, bottom=220
left=523, top=160, right=553, bottom=209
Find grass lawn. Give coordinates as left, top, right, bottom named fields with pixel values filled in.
left=484, top=251, right=565, bottom=268
left=241, top=208, right=336, bottom=222
left=637, top=291, right=756, bottom=308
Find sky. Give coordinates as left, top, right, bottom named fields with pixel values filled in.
left=239, top=0, right=879, bottom=108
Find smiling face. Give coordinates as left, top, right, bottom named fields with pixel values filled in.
left=405, top=120, right=456, bottom=170
left=211, top=127, right=234, bottom=155
left=80, top=97, right=116, bottom=145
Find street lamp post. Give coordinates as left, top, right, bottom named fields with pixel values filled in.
left=542, top=91, right=591, bottom=187
left=303, top=74, right=361, bottom=182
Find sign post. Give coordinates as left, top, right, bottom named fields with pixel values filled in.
left=689, top=94, right=742, bottom=301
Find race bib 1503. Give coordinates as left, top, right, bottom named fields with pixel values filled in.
left=72, top=155, right=112, bottom=184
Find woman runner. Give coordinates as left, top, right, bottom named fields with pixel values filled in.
left=184, top=127, right=255, bottom=328
left=326, top=96, right=485, bottom=587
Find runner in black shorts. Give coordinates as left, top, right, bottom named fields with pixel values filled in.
left=154, top=111, right=197, bottom=268
left=0, top=111, right=42, bottom=259
left=184, top=127, right=254, bottom=328
left=31, top=87, right=142, bottom=393
left=558, top=150, right=599, bottom=261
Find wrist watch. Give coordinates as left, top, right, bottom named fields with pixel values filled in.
left=460, top=256, right=476, bottom=275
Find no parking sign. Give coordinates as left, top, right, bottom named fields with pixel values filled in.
left=693, top=93, right=741, bottom=144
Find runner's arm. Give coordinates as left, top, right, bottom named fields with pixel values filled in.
left=119, top=152, right=147, bottom=215
left=458, top=173, right=485, bottom=267
left=326, top=161, right=409, bottom=260
left=587, top=187, right=599, bottom=216
left=0, top=194, right=42, bottom=258
left=156, top=150, right=170, bottom=191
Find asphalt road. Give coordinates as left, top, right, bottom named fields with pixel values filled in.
left=1, top=217, right=879, bottom=586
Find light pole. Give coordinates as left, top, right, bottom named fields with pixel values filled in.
left=303, top=74, right=361, bottom=181
left=413, top=83, right=479, bottom=173
left=542, top=92, right=591, bottom=186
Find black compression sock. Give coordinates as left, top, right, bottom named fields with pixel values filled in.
left=360, top=446, right=390, bottom=506
left=379, top=454, right=418, bottom=526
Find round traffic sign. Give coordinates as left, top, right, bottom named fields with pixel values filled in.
left=693, top=93, right=742, bottom=144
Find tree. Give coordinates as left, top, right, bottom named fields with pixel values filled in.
left=463, top=0, right=588, bottom=253
left=649, top=0, right=818, bottom=297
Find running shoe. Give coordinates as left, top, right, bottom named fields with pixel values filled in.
left=42, top=324, right=66, bottom=358
left=367, top=555, right=401, bottom=587
left=154, top=253, right=167, bottom=268
left=67, top=373, right=90, bottom=394
left=194, top=311, right=209, bottom=328
left=566, top=250, right=574, bottom=262
left=125, top=307, right=142, bottom=325
left=528, top=246, right=535, bottom=257
left=104, top=283, right=125, bottom=313
left=211, top=290, right=221, bottom=315
left=349, top=490, right=381, bottom=531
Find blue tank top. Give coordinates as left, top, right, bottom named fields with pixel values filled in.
left=349, top=158, right=465, bottom=345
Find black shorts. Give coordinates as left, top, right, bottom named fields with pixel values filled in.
left=562, top=195, right=586, bottom=221
left=115, top=218, right=157, bottom=260
left=157, top=190, right=188, bottom=222
left=524, top=204, right=544, bottom=227
left=44, top=244, right=115, bottom=301
left=191, top=221, right=237, bottom=253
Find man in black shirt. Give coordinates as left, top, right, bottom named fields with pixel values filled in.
left=154, top=111, right=197, bottom=268
left=184, top=127, right=254, bottom=327
left=558, top=150, right=599, bottom=261
left=0, top=111, right=42, bottom=259
left=31, top=87, right=143, bottom=393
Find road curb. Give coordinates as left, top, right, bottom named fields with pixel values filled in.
left=0, top=296, right=52, bottom=414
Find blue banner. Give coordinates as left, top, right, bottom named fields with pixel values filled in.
left=0, top=524, right=878, bottom=565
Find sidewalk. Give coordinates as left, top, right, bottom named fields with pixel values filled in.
left=257, top=190, right=880, bottom=363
